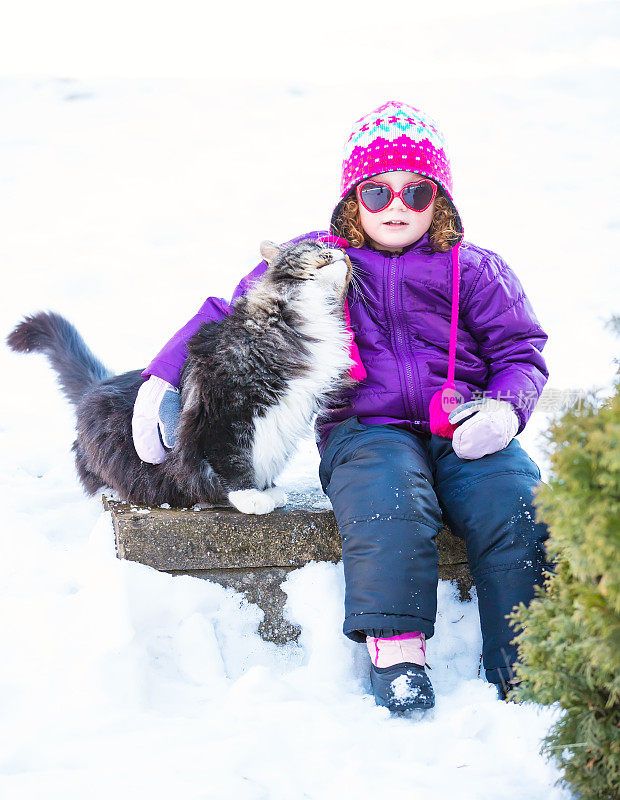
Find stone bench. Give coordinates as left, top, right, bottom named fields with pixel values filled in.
left=103, top=488, right=472, bottom=643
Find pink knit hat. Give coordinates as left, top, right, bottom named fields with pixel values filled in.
left=329, top=100, right=463, bottom=241
left=330, top=101, right=465, bottom=438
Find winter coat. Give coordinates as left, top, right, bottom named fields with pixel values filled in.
left=142, top=230, right=549, bottom=455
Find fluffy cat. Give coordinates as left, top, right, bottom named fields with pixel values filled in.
left=7, top=239, right=355, bottom=513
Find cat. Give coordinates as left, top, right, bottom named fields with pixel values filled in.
left=7, top=238, right=355, bottom=514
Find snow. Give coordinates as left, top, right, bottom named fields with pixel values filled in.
left=1, top=1, right=618, bottom=796
left=390, top=674, right=423, bottom=702
left=0, top=504, right=566, bottom=799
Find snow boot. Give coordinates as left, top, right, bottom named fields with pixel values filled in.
left=370, top=662, right=435, bottom=712
left=366, top=632, right=435, bottom=713
left=496, top=678, right=521, bottom=702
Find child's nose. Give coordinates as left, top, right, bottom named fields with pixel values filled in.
left=388, top=195, right=407, bottom=210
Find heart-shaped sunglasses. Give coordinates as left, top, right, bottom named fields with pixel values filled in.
left=356, top=178, right=437, bottom=213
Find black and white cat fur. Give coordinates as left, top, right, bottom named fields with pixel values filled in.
left=7, top=239, right=355, bottom=514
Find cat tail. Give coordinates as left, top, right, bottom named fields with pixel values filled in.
left=7, top=311, right=111, bottom=406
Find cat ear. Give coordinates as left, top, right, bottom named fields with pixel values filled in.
left=259, top=240, right=282, bottom=264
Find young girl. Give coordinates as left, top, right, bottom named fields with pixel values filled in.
left=132, top=101, right=550, bottom=713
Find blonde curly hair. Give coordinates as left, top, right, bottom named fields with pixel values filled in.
left=332, top=182, right=461, bottom=253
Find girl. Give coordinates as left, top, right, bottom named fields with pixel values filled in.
left=132, top=101, right=550, bottom=713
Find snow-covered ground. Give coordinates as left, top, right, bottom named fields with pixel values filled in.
left=1, top=1, right=618, bottom=797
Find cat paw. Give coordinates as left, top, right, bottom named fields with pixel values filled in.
left=265, top=486, right=288, bottom=507
left=228, top=488, right=276, bottom=515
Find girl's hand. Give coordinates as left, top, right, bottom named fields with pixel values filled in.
left=449, top=398, right=519, bottom=460
left=132, top=376, right=181, bottom=463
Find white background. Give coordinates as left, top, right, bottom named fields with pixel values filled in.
left=1, top=1, right=618, bottom=797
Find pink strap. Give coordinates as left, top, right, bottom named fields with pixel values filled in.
left=446, top=240, right=461, bottom=387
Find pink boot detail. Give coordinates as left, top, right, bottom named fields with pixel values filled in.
left=366, top=632, right=426, bottom=668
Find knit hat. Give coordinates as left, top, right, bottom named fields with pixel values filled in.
left=330, top=101, right=465, bottom=438
left=329, top=100, right=463, bottom=242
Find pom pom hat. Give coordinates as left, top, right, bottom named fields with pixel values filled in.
left=329, top=101, right=466, bottom=438
left=329, top=100, right=463, bottom=239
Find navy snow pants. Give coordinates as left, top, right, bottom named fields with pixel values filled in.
left=318, top=416, right=549, bottom=686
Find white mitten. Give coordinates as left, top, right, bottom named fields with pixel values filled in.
left=132, top=376, right=181, bottom=464
left=449, top=398, right=519, bottom=460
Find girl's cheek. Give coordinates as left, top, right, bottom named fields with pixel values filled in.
left=358, top=210, right=376, bottom=235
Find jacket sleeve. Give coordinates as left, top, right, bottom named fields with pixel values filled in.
left=141, top=262, right=268, bottom=386
left=460, top=251, right=549, bottom=435
left=141, top=230, right=328, bottom=386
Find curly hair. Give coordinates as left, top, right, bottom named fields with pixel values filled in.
left=332, top=183, right=461, bottom=253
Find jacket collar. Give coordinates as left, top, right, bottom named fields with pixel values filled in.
left=358, top=229, right=433, bottom=258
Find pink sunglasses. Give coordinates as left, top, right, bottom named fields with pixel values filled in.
left=356, top=178, right=437, bottom=213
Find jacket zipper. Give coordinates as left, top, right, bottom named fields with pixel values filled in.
left=395, top=256, right=426, bottom=426
left=385, top=253, right=420, bottom=423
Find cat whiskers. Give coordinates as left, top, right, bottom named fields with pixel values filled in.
left=317, top=241, right=370, bottom=316
left=347, top=264, right=372, bottom=317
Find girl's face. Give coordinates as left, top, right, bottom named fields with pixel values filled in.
left=357, top=170, right=435, bottom=253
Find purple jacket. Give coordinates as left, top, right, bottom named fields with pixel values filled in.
left=142, top=230, right=549, bottom=455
